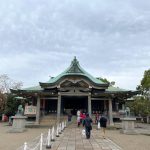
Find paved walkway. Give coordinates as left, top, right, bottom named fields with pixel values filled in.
left=50, top=124, right=122, bottom=150
left=1, top=122, right=150, bottom=150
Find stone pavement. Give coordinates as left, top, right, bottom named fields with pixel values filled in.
left=1, top=122, right=150, bottom=150
left=50, top=124, right=122, bottom=150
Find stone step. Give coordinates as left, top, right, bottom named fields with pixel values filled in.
left=40, top=121, right=56, bottom=123
left=39, top=115, right=68, bottom=125
left=40, top=122, right=56, bottom=126
left=40, top=117, right=56, bottom=120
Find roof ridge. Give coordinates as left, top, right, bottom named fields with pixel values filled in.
left=66, top=56, right=84, bottom=74
left=44, top=57, right=108, bottom=85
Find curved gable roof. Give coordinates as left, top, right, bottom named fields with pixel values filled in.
left=40, top=57, right=108, bottom=87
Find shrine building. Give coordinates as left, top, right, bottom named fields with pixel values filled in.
left=11, top=57, right=137, bottom=125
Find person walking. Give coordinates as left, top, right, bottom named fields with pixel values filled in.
left=99, top=114, right=107, bottom=138
left=83, top=113, right=93, bottom=139
left=77, top=110, right=80, bottom=117
left=77, top=110, right=81, bottom=127
left=68, top=113, right=72, bottom=122
left=77, top=115, right=80, bottom=127
left=95, top=111, right=99, bottom=124
left=82, top=113, right=86, bottom=126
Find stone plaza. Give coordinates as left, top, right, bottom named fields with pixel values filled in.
left=0, top=122, right=150, bottom=150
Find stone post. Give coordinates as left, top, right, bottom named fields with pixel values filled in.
left=57, top=93, right=61, bottom=122
left=35, top=96, right=40, bottom=124
left=108, top=98, right=114, bottom=126
left=88, top=94, right=92, bottom=116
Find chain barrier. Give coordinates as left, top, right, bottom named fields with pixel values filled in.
left=16, top=121, right=67, bottom=150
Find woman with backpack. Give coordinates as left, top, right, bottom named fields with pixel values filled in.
left=83, top=113, right=93, bottom=139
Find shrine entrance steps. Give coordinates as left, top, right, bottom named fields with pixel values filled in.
left=39, top=114, right=68, bottom=127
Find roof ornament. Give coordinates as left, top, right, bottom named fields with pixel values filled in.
left=71, top=56, right=79, bottom=65
left=67, top=56, right=83, bottom=73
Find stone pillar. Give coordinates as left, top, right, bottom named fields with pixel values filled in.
left=57, top=93, right=61, bottom=122
left=120, top=118, right=137, bottom=134
left=108, top=99, right=114, bottom=126
left=35, top=96, right=40, bottom=124
left=88, top=94, right=92, bottom=116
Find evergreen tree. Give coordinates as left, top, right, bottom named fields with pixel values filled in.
left=4, top=94, right=27, bottom=116
left=137, top=69, right=150, bottom=98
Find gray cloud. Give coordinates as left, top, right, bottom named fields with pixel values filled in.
left=0, top=0, right=150, bottom=90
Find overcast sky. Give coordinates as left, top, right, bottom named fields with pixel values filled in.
left=0, top=0, right=150, bottom=90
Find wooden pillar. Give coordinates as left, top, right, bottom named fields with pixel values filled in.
left=108, top=98, right=114, bottom=126
left=35, top=96, right=40, bottom=124
left=41, top=99, right=45, bottom=116
left=122, top=104, right=125, bottom=110
left=43, top=99, right=45, bottom=109
left=104, top=100, right=107, bottom=111
left=88, top=94, right=92, bottom=117
left=57, top=93, right=61, bottom=122
left=116, top=102, right=119, bottom=111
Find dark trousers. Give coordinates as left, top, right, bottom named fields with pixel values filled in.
left=85, top=127, right=91, bottom=139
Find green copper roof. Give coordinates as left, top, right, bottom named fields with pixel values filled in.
left=21, top=85, right=128, bottom=92
left=11, top=57, right=136, bottom=95
left=42, top=57, right=107, bottom=86
left=14, top=96, right=27, bottom=100
left=22, top=85, right=42, bottom=91
left=106, top=86, right=129, bottom=92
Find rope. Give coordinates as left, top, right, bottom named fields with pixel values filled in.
left=16, top=120, right=67, bottom=150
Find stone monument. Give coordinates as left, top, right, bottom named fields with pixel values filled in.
left=120, top=117, right=137, bottom=134
left=120, top=109, right=137, bottom=135
left=9, top=105, right=27, bottom=133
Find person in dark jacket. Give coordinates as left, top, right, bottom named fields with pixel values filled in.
left=83, top=113, right=93, bottom=139
left=100, top=114, right=107, bottom=138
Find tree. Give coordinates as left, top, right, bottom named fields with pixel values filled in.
left=126, top=96, right=150, bottom=117
left=137, top=69, right=150, bottom=98
left=0, top=74, right=23, bottom=115
left=0, top=93, right=6, bottom=114
left=128, top=69, right=150, bottom=123
left=141, top=69, right=150, bottom=91
left=0, top=74, right=22, bottom=93
left=97, top=77, right=115, bottom=86
left=4, top=94, right=27, bottom=116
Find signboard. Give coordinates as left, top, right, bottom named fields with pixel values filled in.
left=24, top=106, right=36, bottom=116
